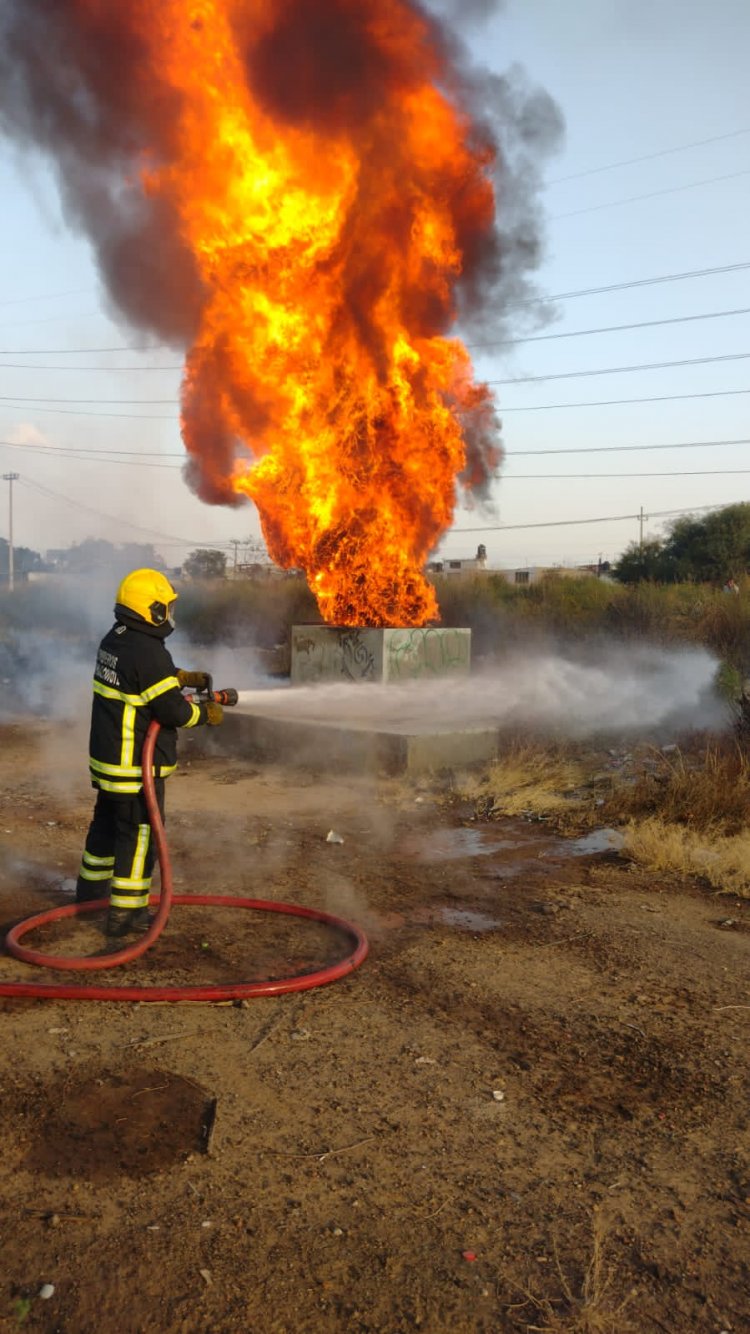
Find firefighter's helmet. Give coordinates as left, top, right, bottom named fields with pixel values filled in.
left=116, top=569, right=178, bottom=628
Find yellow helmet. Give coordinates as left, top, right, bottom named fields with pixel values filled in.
left=116, top=568, right=178, bottom=627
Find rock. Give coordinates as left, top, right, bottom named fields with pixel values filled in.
left=39, top=1285, right=55, bottom=1301
left=326, top=830, right=345, bottom=845
left=492, top=1090, right=505, bottom=1103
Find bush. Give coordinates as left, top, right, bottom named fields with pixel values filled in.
left=431, top=574, right=750, bottom=666
left=176, top=577, right=319, bottom=647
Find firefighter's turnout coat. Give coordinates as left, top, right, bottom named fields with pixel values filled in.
left=89, top=619, right=206, bottom=795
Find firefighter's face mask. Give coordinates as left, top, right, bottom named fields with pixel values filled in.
left=148, top=597, right=176, bottom=628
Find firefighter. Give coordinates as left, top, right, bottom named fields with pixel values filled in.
left=75, top=568, right=223, bottom=938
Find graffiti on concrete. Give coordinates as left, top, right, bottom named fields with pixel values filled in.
left=291, top=627, right=378, bottom=683
left=340, top=631, right=376, bottom=681
left=387, top=628, right=470, bottom=680
left=293, top=635, right=318, bottom=657
left=291, top=625, right=470, bottom=684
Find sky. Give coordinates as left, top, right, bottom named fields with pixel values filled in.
left=0, top=0, right=748, bottom=573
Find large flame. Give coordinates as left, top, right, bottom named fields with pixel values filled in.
left=12, top=1, right=505, bottom=626
left=148, top=1, right=501, bottom=626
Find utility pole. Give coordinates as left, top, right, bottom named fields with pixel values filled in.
left=639, top=505, right=645, bottom=553
left=230, top=538, right=240, bottom=576
left=2, top=473, right=19, bottom=591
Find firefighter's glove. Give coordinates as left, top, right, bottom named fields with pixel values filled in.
left=205, top=700, right=224, bottom=726
left=177, top=670, right=210, bottom=690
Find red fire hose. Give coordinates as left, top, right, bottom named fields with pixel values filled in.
left=0, top=720, right=368, bottom=1002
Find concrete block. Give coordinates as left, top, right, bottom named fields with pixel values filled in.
left=220, top=709, right=498, bottom=776
left=291, top=625, right=471, bottom=685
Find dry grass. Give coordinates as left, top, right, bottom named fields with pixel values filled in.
left=603, top=740, right=750, bottom=836
left=455, top=732, right=750, bottom=895
left=460, top=742, right=589, bottom=818
left=623, top=816, right=750, bottom=896
left=502, top=1212, right=637, bottom=1334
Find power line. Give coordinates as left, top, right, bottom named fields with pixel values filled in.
left=17, top=476, right=208, bottom=547
left=0, top=310, right=102, bottom=330
left=0, top=286, right=93, bottom=309
left=467, top=306, right=750, bottom=351
left=452, top=501, right=737, bottom=534
left=1, top=387, right=749, bottom=423
left=0, top=404, right=175, bottom=420
left=3, top=433, right=748, bottom=465
left=3, top=351, right=750, bottom=405
left=488, top=350, right=750, bottom=387
left=547, top=126, right=750, bottom=186
left=510, top=436, right=750, bottom=457
left=505, top=469, right=750, bottom=480
left=519, top=260, right=750, bottom=307
left=0, top=441, right=182, bottom=470
left=0, top=395, right=175, bottom=404
left=0, top=345, right=161, bottom=355
left=1, top=304, right=748, bottom=365
left=502, top=387, right=750, bottom=412
left=0, top=438, right=182, bottom=458
left=0, top=361, right=181, bottom=371
left=552, top=167, right=750, bottom=221
left=1, top=259, right=749, bottom=352
left=3, top=435, right=748, bottom=474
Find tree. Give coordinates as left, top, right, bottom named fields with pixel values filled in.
left=666, top=504, right=750, bottom=583
left=183, top=548, right=227, bottom=580
left=612, top=538, right=670, bottom=585
left=0, top=538, right=43, bottom=581
left=613, top=504, right=750, bottom=585
left=63, top=539, right=159, bottom=577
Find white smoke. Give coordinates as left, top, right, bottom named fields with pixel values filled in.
left=234, top=644, right=725, bottom=738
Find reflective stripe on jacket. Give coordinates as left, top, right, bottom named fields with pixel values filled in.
left=88, top=622, right=206, bottom=794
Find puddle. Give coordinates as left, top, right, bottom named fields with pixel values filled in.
left=397, top=822, right=625, bottom=869
left=397, top=826, right=525, bottom=862
left=565, top=828, right=625, bottom=856
left=26, top=1068, right=216, bottom=1179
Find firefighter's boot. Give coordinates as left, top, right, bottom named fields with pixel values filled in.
left=105, top=906, right=152, bottom=938
left=76, top=883, right=104, bottom=904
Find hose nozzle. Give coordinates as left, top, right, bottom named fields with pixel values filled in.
left=211, top=687, right=238, bottom=707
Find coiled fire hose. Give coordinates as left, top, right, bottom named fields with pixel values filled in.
left=0, top=720, right=368, bottom=1002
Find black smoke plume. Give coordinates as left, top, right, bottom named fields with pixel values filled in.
left=0, top=1, right=562, bottom=511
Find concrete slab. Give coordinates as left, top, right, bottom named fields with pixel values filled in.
left=220, top=705, right=498, bottom=776
left=291, top=625, right=471, bottom=685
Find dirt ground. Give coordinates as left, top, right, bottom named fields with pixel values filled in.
left=0, top=718, right=748, bottom=1334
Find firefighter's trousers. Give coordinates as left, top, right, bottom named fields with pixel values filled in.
left=76, top=782, right=165, bottom=911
